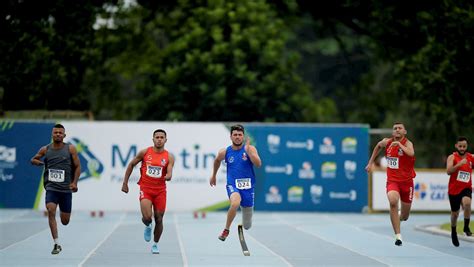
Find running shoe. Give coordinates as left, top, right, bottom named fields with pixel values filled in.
left=464, top=227, right=472, bottom=237
left=144, top=224, right=152, bottom=242
left=151, top=243, right=159, bottom=254
left=51, top=244, right=62, bottom=255
left=218, top=229, right=230, bottom=241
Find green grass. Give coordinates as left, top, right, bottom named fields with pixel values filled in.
left=440, top=221, right=474, bottom=234
left=195, top=200, right=230, bottom=212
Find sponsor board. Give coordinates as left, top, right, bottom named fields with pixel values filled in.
left=371, top=170, right=454, bottom=211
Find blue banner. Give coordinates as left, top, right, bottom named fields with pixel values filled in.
left=245, top=124, right=369, bottom=212
left=0, top=121, right=54, bottom=208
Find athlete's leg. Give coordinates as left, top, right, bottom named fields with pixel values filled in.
left=387, top=190, right=401, bottom=234
left=241, top=207, right=253, bottom=230
left=58, top=192, right=72, bottom=225
left=153, top=211, right=165, bottom=243
left=399, top=201, right=412, bottom=221
left=225, top=192, right=241, bottom=230
left=140, top=199, right=153, bottom=226
left=462, top=195, right=471, bottom=221
left=152, top=190, right=167, bottom=243
left=46, top=202, right=59, bottom=240
left=462, top=195, right=472, bottom=235
left=449, top=193, right=461, bottom=246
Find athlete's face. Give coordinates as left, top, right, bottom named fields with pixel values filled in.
left=231, top=130, right=244, bottom=146
left=455, top=140, right=468, bottom=156
left=392, top=124, right=406, bottom=139
left=51, top=127, right=65, bottom=143
left=153, top=132, right=167, bottom=149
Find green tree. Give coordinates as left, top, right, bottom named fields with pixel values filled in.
left=0, top=0, right=116, bottom=111
left=89, top=0, right=337, bottom=121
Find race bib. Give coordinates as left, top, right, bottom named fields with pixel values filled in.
left=146, top=165, right=163, bottom=178
left=457, top=171, right=471, bottom=183
left=236, top=178, right=251, bottom=190
left=48, top=169, right=65, bottom=182
left=386, top=157, right=399, bottom=169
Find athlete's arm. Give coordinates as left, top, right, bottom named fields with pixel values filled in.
left=393, top=140, right=415, bottom=157
left=164, top=153, right=175, bottom=181
left=446, top=154, right=467, bottom=175
left=69, top=145, right=81, bottom=192
left=245, top=137, right=262, bottom=168
left=365, top=138, right=388, bottom=172
left=30, top=146, right=47, bottom=166
left=122, top=149, right=146, bottom=193
left=210, top=148, right=226, bottom=186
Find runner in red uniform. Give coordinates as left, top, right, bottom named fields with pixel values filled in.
left=366, top=122, right=415, bottom=246
left=446, top=136, right=473, bottom=247
left=122, top=129, right=175, bottom=254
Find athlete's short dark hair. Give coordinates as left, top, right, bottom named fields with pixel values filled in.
left=457, top=136, right=468, bottom=144
left=153, top=129, right=167, bottom=137
left=230, top=124, right=245, bottom=134
left=53, top=124, right=65, bottom=129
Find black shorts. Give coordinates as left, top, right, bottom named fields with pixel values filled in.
left=448, top=188, right=472, bottom=212
left=45, top=190, right=72, bottom=213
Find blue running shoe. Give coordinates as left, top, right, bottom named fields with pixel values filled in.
left=144, top=225, right=152, bottom=242
left=151, top=243, right=159, bottom=254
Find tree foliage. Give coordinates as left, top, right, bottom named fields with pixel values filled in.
left=1, top=0, right=116, bottom=111
left=89, top=0, right=335, bottom=121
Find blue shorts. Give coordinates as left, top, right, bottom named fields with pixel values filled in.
left=45, top=190, right=72, bottom=213
left=226, top=185, right=254, bottom=207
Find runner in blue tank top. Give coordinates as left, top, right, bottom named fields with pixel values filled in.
left=210, top=124, right=262, bottom=241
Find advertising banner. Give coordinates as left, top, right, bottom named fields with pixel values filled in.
left=2, top=122, right=370, bottom=212
left=0, top=121, right=54, bottom=208
left=246, top=124, right=369, bottom=212
left=38, top=122, right=232, bottom=211
left=371, top=170, right=456, bottom=211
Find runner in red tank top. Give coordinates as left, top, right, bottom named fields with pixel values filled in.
left=446, top=136, right=473, bottom=247
left=121, top=129, right=175, bottom=254
left=366, top=122, right=415, bottom=246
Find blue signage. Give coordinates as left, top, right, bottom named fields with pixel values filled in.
left=0, top=121, right=54, bottom=208
left=245, top=124, right=369, bottom=212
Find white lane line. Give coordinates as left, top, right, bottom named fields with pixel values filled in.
left=173, top=213, right=188, bottom=267
left=273, top=214, right=390, bottom=267
left=0, top=228, right=49, bottom=251
left=78, top=212, right=127, bottom=267
left=323, top=215, right=473, bottom=263
left=0, top=210, right=30, bottom=223
left=245, top=231, right=294, bottom=267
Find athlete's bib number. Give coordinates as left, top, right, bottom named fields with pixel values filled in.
left=48, top=169, right=65, bottom=182
left=236, top=178, right=251, bottom=190
left=387, top=157, right=399, bottom=169
left=457, top=171, right=471, bottom=183
left=146, top=165, right=163, bottom=178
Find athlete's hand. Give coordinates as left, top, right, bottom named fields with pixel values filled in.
left=244, top=137, right=250, bottom=153
left=70, top=183, right=78, bottom=192
left=209, top=176, right=216, bottom=187
left=164, top=174, right=171, bottom=181
left=121, top=183, right=129, bottom=193
left=389, top=141, right=400, bottom=147
left=365, top=162, right=372, bottom=172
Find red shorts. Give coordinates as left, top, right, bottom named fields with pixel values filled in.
left=386, top=179, right=414, bottom=203
left=139, top=186, right=167, bottom=212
